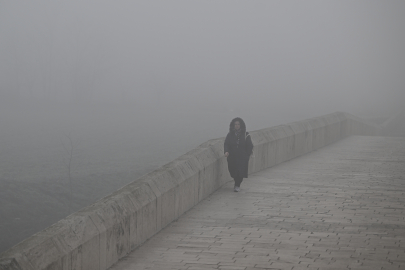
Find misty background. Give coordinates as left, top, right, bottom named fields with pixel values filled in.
left=1, top=1, right=404, bottom=253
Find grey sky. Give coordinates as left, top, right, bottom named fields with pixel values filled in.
left=1, top=1, right=404, bottom=117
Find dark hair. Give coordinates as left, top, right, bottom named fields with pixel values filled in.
left=229, top=117, right=246, bottom=132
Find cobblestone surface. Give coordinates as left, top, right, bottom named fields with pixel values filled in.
left=109, top=136, right=405, bottom=270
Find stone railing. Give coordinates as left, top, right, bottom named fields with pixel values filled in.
left=0, top=112, right=380, bottom=270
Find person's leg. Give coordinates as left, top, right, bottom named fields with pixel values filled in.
left=233, top=170, right=243, bottom=191
left=234, top=177, right=243, bottom=192
left=235, top=177, right=243, bottom=187
left=233, top=177, right=239, bottom=192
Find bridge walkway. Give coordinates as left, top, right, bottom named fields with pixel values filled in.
left=109, top=136, right=405, bottom=270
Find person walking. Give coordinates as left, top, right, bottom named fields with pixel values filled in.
left=224, top=117, right=253, bottom=192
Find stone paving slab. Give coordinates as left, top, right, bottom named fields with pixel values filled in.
left=109, top=136, right=405, bottom=270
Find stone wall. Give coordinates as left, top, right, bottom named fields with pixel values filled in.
left=0, top=112, right=380, bottom=270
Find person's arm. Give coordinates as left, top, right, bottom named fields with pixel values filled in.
left=245, top=132, right=253, bottom=156
left=224, top=133, right=230, bottom=157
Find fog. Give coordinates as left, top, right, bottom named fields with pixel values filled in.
left=2, top=1, right=405, bottom=115
left=1, top=1, right=404, bottom=253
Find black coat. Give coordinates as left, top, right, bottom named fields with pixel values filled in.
left=224, top=131, right=253, bottom=179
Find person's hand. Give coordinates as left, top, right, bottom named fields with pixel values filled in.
left=224, top=152, right=229, bottom=157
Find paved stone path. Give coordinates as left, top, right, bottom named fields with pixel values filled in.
left=109, top=136, right=405, bottom=270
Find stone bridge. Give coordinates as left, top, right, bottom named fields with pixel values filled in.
left=1, top=112, right=404, bottom=270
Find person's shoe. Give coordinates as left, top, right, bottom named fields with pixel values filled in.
left=234, top=186, right=240, bottom=192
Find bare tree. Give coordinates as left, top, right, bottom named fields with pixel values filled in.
left=60, top=133, right=80, bottom=214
